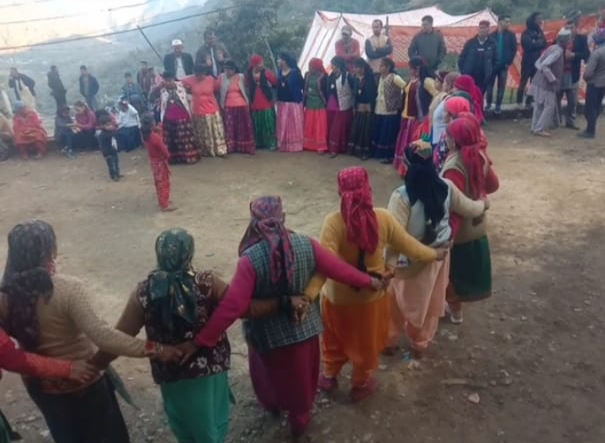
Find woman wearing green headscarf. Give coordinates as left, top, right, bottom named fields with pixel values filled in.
left=92, top=228, right=287, bottom=443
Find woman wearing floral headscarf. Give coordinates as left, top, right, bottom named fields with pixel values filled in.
left=247, top=55, right=277, bottom=150
left=442, top=116, right=499, bottom=324
left=307, top=167, right=447, bottom=402
left=0, top=221, right=180, bottom=443
left=183, top=196, right=386, bottom=437
left=303, top=58, right=328, bottom=152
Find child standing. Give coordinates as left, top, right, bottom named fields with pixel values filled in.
left=141, top=115, right=176, bottom=212
left=97, top=116, right=121, bottom=181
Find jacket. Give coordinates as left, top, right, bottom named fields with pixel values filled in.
left=162, top=53, right=194, bottom=78
left=489, top=29, right=518, bottom=67
left=78, top=74, right=99, bottom=98
left=365, top=35, right=393, bottom=72
left=521, top=13, right=547, bottom=70
left=532, top=45, right=565, bottom=92
left=584, top=44, right=605, bottom=88
left=8, top=73, right=36, bottom=99
left=458, top=36, right=498, bottom=81
left=47, top=71, right=66, bottom=96
left=408, top=30, right=447, bottom=71
left=195, top=43, right=230, bottom=77
left=569, top=34, right=590, bottom=84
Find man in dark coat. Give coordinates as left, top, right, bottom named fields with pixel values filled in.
left=516, top=12, right=548, bottom=108
left=8, top=68, right=36, bottom=102
left=458, top=20, right=497, bottom=94
left=195, top=30, right=230, bottom=78
left=485, top=15, right=517, bottom=114
left=47, top=65, right=67, bottom=111
left=78, top=65, right=100, bottom=110
left=408, top=15, right=447, bottom=71
left=163, top=39, right=194, bottom=79
left=556, top=19, right=590, bottom=129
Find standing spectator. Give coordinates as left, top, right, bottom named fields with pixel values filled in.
left=365, top=19, right=393, bottom=78
left=578, top=28, right=605, bottom=139
left=517, top=12, right=547, bottom=109
left=137, top=61, right=153, bottom=97
left=335, top=26, right=361, bottom=73
left=557, top=19, right=590, bottom=130
left=8, top=68, right=36, bottom=109
left=115, top=99, right=141, bottom=152
left=458, top=21, right=497, bottom=95
left=530, top=29, right=570, bottom=137
left=195, top=30, right=230, bottom=78
left=485, top=15, right=517, bottom=114
left=78, top=65, right=100, bottom=111
left=47, top=65, right=67, bottom=111
left=122, top=72, right=146, bottom=114
left=408, top=15, right=447, bottom=72
left=163, top=39, right=194, bottom=80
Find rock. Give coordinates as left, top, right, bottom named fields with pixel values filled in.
left=520, top=316, right=528, bottom=321
left=408, top=360, right=421, bottom=370
left=379, top=364, right=387, bottom=370
left=467, top=393, right=480, bottom=404
left=448, top=334, right=458, bottom=341
left=363, top=433, right=373, bottom=442
left=40, top=430, right=50, bottom=439
left=322, top=428, right=332, bottom=435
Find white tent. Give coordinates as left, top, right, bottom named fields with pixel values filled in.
left=299, top=6, right=498, bottom=72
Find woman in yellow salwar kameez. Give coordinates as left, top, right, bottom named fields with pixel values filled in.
left=307, top=166, right=447, bottom=402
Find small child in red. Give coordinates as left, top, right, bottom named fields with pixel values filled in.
left=141, top=115, right=176, bottom=212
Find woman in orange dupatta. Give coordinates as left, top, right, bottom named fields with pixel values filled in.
left=12, top=101, right=47, bottom=159
left=306, top=167, right=446, bottom=402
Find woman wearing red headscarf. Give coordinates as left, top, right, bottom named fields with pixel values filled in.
left=303, top=58, right=328, bottom=152
left=185, top=196, right=385, bottom=437
left=442, top=116, right=499, bottom=324
left=247, top=55, right=278, bottom=150
left=306, top=167, right=447, bottom=402
left=453, top=75, right=485, bottom=125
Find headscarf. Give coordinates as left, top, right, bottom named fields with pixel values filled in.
left=445, top=96, right=471, bottom=118
left=457, top=111, right=488, bottom=153
left=446, top=117, right=486, bottom=199
left=310, top=58, right=327, bottom=74
left=147, top=229, right=198, bottom=332
left=278, top=52, right=298, bottom=70
left=238, top=196, right=295, bottom=286
left=454, top=75, right=485, bottom=124
left=404, top=147, right=448, bottom=231
left=337, top=167, right=379, bottom=255
left=249, top=54, right=264, bottom=69
left=593, top=27, right=605, bottom=46
left=1, top=220, right=56, bottom=350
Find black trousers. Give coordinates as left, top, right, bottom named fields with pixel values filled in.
left=516, top=65, right=537, bottom=105
left=486, top=66, right=508, bottom=108
left=26, top=375, right=130, bottom=443
left=584, top=83, right=605, bottom=135
left=104, top=152, right=120, bottom=179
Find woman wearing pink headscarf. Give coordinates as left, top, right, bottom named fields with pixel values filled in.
left=453, top=75, right=485, bottom=125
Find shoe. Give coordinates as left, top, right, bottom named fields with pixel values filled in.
left=329, top=153, right=338, bottom=159
left=380, top=158, right=394, bottom=165
left=577, top=131, right=595, bottom=139
left=382, top=345, right=399, bottom=356
left=484, top=104, right=493, bottom=113
left=112, top=177, right=120, bottom=182
left=447, top=305, right=464, bottom=324
left=318, top=374, right=338, bottom=393
left=350, top=378, right=378, bottom=403
left=534, top=131, right=551, bottom=137
left=494, top=106, right=502, bottom=115
left=161, top=206, right=178, bottom=212
left=566, top=123, right=580, bottom=130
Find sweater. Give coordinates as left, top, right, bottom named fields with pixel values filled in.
left=305, top=208, right=437, bottom=306
left=408, top=31, right=447, bottom=71
left=584, top=45, right=605, bottom=88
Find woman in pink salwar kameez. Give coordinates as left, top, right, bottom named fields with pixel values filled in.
left=384, top=146, right=487, bottom=357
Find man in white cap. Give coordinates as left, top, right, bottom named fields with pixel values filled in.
left=335, top=25, right=361, bottom=72
left=163, top=39, right=194, bottom=79
left=530, top=28, right=572, bottom=137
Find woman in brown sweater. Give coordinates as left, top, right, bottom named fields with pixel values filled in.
left=0, top=220, right=181, bottom=443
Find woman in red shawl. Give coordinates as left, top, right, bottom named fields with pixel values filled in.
left=303, top=58, right=328, bottom=152
left=247, top=55, right=278, bottom=150
left=185, top=196, right=385, bottom=436
left=442, top=116, right=499, bottom=324
left=453, top=75, right=485, bottom=125
left=306, top=167, right=446, bottom=402
left=12, top=102, right=47, bottom=159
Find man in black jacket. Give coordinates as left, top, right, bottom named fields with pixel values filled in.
left=47, top=65, right=67, bottom=111
left=163, top=39, right=194, bottom=80
left=517, top=12, right=547, bottom=108
left=458, top=20, right=497, bottom=94
left=557, top=19, right=590, bottom=129
left=78, top=65, right=100, bottom=111
left=8, top=68, right=36, bottom=102
left=485, top=15, right=517, bottom=114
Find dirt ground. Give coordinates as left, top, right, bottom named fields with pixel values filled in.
left=0, top=116, right=604, bottom=443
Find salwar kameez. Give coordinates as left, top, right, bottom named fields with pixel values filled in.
left=150, top=160, right=171, bottom=209
left=161, top=373, right=231, bottom=443
left=248, top=337, right=319, bottom=431
left=191, top=113, right=227, bottom=157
